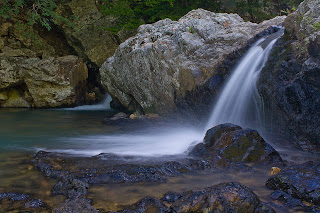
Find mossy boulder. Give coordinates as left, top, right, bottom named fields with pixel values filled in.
left=191, top=124, right=283, bottom=165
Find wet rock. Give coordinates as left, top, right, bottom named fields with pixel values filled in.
left=190, top=124, right=283, bottom=166
left=266, top=161, right=320, bottom=205
left=54, top=197, right=98, bottom=213
left=103, top=112, right=129, bottom=125
left=0, top=192, right=31, bottom=201
left=25, top=199, right=45, bottom=208
left=0, top=192, right=46, bottom=211
left=115, top=197, right=170, bottom=213
left=34, top=151, right=194, bottom=184
left=258, top=0, right=320, bottom=151
left=100, top=8, right=285, bottom=114
left=269, top=167, right=281, bottom=176
left=270, top=190, right=303, bottom=207
left=160, top=192, right=184, bottom=203
left=52, top=178, right=89, bottom=199
left=170, top=182, right=275, bottom=213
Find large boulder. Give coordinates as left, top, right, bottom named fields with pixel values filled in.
left=100, top=9, right=285, bottom=114
left=0, top=55, right=88, bottom=108
left=258, top=0, right=320, bottom=151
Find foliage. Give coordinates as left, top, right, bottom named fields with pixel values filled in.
left=0, top=0, right=73, bottom=31
left=100, top=0, right=221, bottom=34
left=312, top=22, right=320, bottom=31
left=101, top=0, right=304, bottom=34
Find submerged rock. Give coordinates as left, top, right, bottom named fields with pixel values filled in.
left=54, top=197, right=98, bottom=213
left=116, top=182, right=275, bottom=213
left=266, top=161, right=320, bottom=205
left=190, top=123, right=283, bottom=166
left=33, top=151, right=196, bottom=184
left=100, top=9, right=285, bottom=114
left=0, top=192, right=46, bottom=211
left=258, top=0, right=320, bottom=151
left=114, top=197, right=170, bottom=213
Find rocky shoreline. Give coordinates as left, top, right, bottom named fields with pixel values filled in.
left=0, top=123, right=319, bottom=212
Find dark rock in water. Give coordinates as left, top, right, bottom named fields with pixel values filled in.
left=190, top=124, right=283, bottom=166
left=0, top=192, right=30, bottom=201
left=160, top=191, right=184, bottom=203
left=170, top=182, right=275, bottom=213
left=114, top=183, right=274, bottom=213
left=34, top=151, right=195, bottom=184
left=54, top=197, right=98, bottom=213
left=203, top=123, right=242, bottom=148
left=103, top=112, right=129, bottom=125
left=24, top=199, right=45, bottom=208
left=270, top=190, right=303, bottom=207
left=52, top=178, right=89, bottom=199
left=114, top=197, right=170, bottom=213
left=0, top=192, right=46, bottom=211
left=266, top=161, right=320, bottom=205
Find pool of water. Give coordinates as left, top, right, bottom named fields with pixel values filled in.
left=0, top=108, right=318, bottom=212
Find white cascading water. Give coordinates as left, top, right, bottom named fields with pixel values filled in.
left=62, top=94, right=112, bottom=111
left=47, top=29, right=283, bottom=157
left=205, top=29, right=283, bottom=131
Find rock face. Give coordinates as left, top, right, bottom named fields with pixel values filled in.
left=267, top=161, right=320, bottom=205
left=190, top=123, right=283, bottom=166
left=55, top=0, right=134, bottom=67
left=0, top=0, right=135, bottom=108
left=0, top=55, right=88, bottom=108
left=258, top=0, right=320, bottom=151
left=100, top=9, right=285, bottom=114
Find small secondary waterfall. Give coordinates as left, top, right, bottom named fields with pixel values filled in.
left=63, top=94, right=112, bottom=111
left=205, top=29, right=283, bottom=131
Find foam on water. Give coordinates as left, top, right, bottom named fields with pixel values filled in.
left=39, top=126, right=203, bottom=156
left=61, top=94, right=112, bottom=111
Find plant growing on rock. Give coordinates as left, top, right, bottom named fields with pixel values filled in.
left=0, top=0, right=74, bottom=32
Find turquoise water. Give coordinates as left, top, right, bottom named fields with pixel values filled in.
left=0, top=109, right=117, bottom=152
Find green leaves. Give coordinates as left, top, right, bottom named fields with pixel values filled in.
left=0, top=0, right=74, bottom=32
left=100, top=0, right=181, bottom=34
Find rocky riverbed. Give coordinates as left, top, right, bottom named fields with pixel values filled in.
left=1, top=123, right=319, bottom=212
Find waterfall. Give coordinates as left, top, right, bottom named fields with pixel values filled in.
left=47, top=29, right=283, bottom=157
left=205, top=29, right=283, bottom=131
left=62, top=94, right=112, bottom=111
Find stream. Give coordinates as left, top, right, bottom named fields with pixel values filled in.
left=0, top=28, right=318, bottom=212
